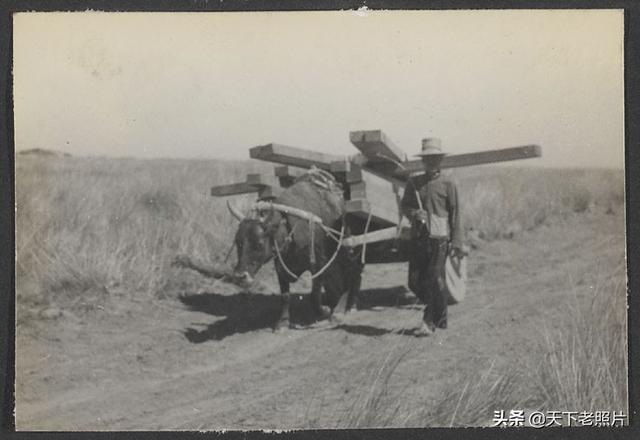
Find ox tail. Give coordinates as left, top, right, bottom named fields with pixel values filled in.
left=171, top=254, right=233, bottom=280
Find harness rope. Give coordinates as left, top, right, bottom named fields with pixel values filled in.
left=273, top=230, right=300, bottom=280
left=246, top=168, right=348, bottom=281
left=223, top=240, right=236, bottom=263
left=360, top=210, right=373, bottom=265
left=273, top=218, right=346, bottom=281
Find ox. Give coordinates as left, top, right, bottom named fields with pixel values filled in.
left=228, top=176, right=363, bottom=331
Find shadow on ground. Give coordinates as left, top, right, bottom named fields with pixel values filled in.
left=356, top=285, right=420, bottom=310
left=178, top=285, right=420, bottom=342
left=327, top=324, right=424, bottom=337
left=179, top=291, right=321, bottom=342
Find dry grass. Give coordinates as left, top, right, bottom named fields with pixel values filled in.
left=15, top=155, right=624, bottom=313
left=16, top=155, right=271, bottom=314
left=453, top=167, right=624, bottom=240
left=15, top=154, right=627, bottom=426
left=341, top=266, right=628, bottom=428
left=534, top=265, right=628, bottom=415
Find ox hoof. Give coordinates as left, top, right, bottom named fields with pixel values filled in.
left=273, top=320, right=291, bottom=333
left=319, top=305, right=331, bottom=319
left=273, top=326, right=290, bottom=334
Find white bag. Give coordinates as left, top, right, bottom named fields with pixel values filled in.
left=445, top=254, right=467, bottom=304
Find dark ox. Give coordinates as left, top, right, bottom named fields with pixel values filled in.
left=229, top=179, right=363, bottom=330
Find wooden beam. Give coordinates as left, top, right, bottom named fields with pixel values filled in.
left=350, top=130, right=407, bottom=163
left=211, top=173, right=283, bottom=197
left=343, top=165, right=406, bottom=227
left=211, top=182, right=258, bottom=197
left=361, top=163, right=406, bottom=191
left=257, top=186, right=282, bottom=200
left=245, top=173, right=283, bottom=199
left=345, top=199, right=399, bottom=227
left=330, top=160, right=363, bottom=183
left=343, top=226, right=397, bottom=247
left=274, top=165, right=305, bottom=178
left=249, top=143, right=344, bottom=170
left=274, top=165, right=305, bottom=187
left=329, top=159, right=351, bottom=173
left=246, top=173, right=281, bottom=188
left=347, top=182, right=367, bottom=199
left=343, top=226, right=405, bottom=247
left=399, top=145, right=542, bottom=175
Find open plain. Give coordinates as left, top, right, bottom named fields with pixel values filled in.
left=15, top=154, right=627, bottom=429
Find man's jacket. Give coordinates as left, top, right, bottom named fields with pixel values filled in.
left=400, top=172, right=463, bottom=249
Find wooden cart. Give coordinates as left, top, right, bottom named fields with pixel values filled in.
left=211, top=129, right=541, bottom=265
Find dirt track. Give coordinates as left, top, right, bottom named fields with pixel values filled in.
left=15, top=211, right=625, bottom=430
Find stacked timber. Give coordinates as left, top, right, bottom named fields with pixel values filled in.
left=211, top=130, right=541, bottom=260
left=226, top=135, right=412, bottom=231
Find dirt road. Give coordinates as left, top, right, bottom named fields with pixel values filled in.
left=15, top=210, right=625, bottom=430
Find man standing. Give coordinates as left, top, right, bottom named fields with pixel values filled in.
left=401, top=138, right=464, bottom=336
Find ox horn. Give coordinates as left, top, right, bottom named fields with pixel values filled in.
left=226, top=200, right=245, bottom=221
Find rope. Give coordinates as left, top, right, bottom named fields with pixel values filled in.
left=223, top=241, right=236, bottom=263
left=321, top=224, right=343, bottom=237
left=309, top=219, right=316, bottom=265
left=309, top=224, right=345, bottom=280
left=273, top=223, right=346, bottom=281
left=361, top=210, right=373, bottom=265
left=253, top=199, right=348, bottom=281
left=274, top=236, right=300, bottom=280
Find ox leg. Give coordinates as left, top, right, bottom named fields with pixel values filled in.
left=311, top=279, right=331, bottom=321
left=274, top=270, right=291, bottom=331
left=345, top=259, right=364, bottom=313
left=319, top=264, right=349, bottom=319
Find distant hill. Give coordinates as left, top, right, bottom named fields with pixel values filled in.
left=18, top=148, right=72, bottom=157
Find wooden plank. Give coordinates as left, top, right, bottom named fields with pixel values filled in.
left=347, top=182, right=367, bottom=199
left=257, top=186, right=283, bottom=200
left=359, top=169, right=405, bottom=218
left=345, top=199, right=399, bottom=227
left=330, top=161, right=363, bottom=184
left=212, top=173, right=283, bottom=198
left=343, top=225, right=412, bottom=248
left=274, top=165, right=306, bottom=188
left=350, top=130, right=407, bottom=163
left=245, top=173, right=283, bottom=199
left=210, top=182, right=258, bottom=197
left=329, top=158, right=351, bottom=173
left=274, top=165, right=305, bottom=179
left=249, top=143, right=344, bottom=170
left=343, top=166, right=406, bottom=227
left=246, top=173, right=281, bottom=188
left=399, top=145, right=542, bottom=175
left=361, top=161, right=402, bottom=177
left=343, top=226, right=401, bottom=247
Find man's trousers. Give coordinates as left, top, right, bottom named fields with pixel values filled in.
left=408, top=237, right=449, bottom=328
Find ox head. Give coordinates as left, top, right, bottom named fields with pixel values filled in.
left=227, top=201, right=280, bottom=286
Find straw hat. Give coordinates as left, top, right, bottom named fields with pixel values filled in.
left=414, top=138, right=447, bottom=157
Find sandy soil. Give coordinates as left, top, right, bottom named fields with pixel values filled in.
left=15, top=211, right=625, bottom=430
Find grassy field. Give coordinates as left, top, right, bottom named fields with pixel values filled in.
left=15, top=153, right=627, bottom=428
left=16, top=154, right=623, bottom=309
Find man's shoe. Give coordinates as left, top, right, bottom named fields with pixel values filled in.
left=415, top=322, right=435, bottom=337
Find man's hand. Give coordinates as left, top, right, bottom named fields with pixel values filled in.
left=450, top=246, right=465, bottom=259
left=413, top=209, right=428, bottom=223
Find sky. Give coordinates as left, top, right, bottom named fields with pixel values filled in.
left=13, top=10, right=624, bottom=168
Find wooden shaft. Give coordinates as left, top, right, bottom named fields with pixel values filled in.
left=399, top=144, right=542, bottom=175
left=249, top=143, right=345, bottom=170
